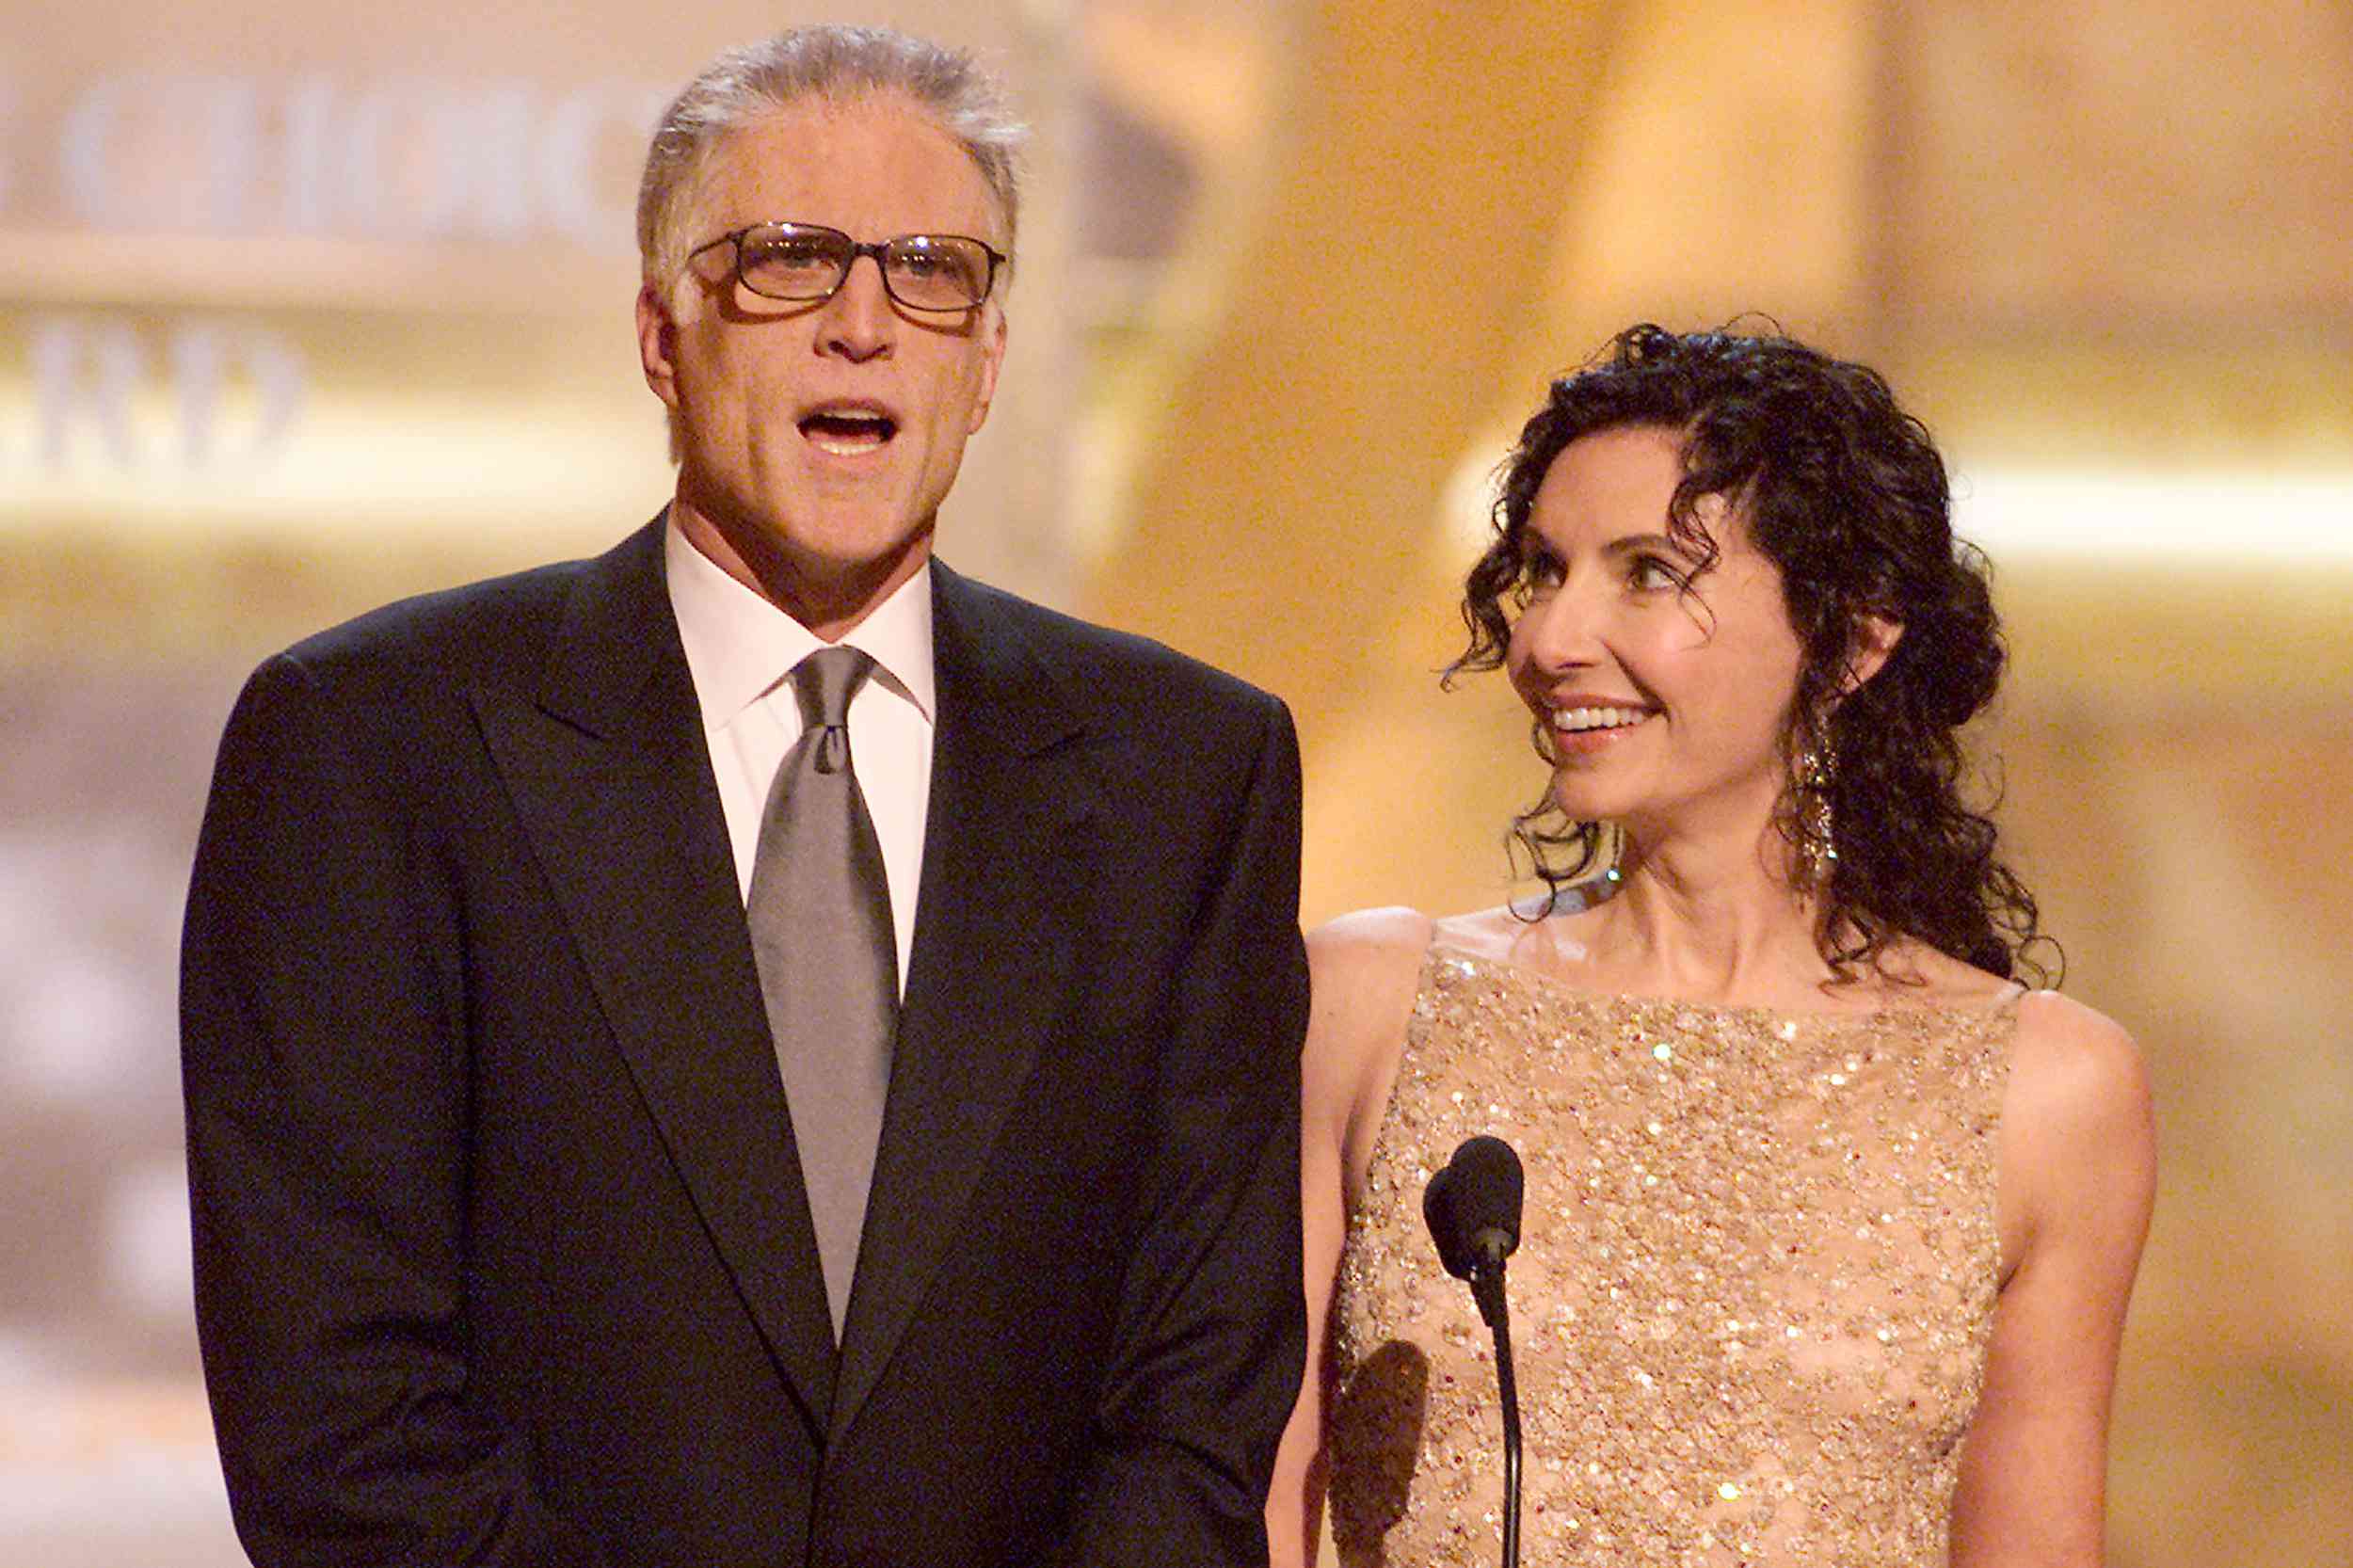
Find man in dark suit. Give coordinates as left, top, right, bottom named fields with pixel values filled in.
left=180, top=25, right=1308, bottom=1568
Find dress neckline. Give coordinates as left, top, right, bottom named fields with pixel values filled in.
left=1422, top=941, right=2028, bottom=1028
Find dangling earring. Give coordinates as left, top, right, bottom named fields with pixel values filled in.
left=1796, top=731, right=1837, bottom=885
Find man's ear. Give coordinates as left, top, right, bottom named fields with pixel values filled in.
left=637, top=282, right=683, bottom=410
left=1842, top=612, right=1904, bottom=693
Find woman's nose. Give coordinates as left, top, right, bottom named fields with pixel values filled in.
left=1513, top=579, right=1600, bottom=674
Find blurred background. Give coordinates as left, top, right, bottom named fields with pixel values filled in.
left=2, top=2, right=2346, bottom=1563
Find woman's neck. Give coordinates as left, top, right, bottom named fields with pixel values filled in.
left=1574, top=817, right=1839, bottom=1008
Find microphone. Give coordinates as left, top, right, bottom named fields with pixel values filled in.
left=1424, top=1135, right=1526, bottom=1568
left=1422, top=1134, right=1522, bottom=1307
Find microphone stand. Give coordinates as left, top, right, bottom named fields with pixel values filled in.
left=1426, top=1137, right=1526, bottom=1568
left=1469, top=1254, right=1522, bottom=1568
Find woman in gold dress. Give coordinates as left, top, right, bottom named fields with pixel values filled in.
left=1270, top=326, right=2155, bottom=1567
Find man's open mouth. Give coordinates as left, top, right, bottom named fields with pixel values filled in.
left=799, top=408, right=899, bottom=455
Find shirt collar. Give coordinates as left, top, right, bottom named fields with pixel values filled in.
left=664, top=514, right=937, bottom=730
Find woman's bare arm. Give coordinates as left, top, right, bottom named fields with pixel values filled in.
left=1950, top=991, right=2157, bottom=1568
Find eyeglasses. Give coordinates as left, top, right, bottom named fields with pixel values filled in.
left=686, top=222, right=1005, bottom=313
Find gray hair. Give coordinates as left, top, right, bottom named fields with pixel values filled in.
left=637, top=25, right=1028, bottom=297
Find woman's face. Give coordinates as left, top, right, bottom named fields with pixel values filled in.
left=1505, top=424, right=1807, bottom=845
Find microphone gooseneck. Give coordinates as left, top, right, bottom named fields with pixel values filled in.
left=1423, top=1134, right=1525, bottom=1568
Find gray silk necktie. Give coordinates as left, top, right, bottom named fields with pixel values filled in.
left=746, top=646, right=897, bottom=1340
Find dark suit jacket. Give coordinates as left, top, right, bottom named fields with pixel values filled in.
left=180, top=520, right=1309, bottom=1568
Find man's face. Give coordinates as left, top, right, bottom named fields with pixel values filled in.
left=638, top=94, right=1008, bottom=625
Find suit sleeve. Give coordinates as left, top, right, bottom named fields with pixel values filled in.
left=1048, top=692, right=1311, bottom=1568
left=180, top=652, right=606, bottom=1568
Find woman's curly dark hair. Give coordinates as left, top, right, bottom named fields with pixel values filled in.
left=1453, top=322, right=2052, bottom=984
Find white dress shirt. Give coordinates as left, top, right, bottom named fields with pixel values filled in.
left=664, top=519, right=935, bottom=995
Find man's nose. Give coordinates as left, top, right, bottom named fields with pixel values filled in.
left=819, top=254, right=894, bottom=360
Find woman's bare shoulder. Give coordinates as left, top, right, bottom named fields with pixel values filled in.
left=2007, top=990, right=2155, bottom=1140
left=1996, top=989, right=2157, bottom=1267
left=1305, top=907, right=1435, bottom=1038
left=1308, top=904, right=1437, bottom=973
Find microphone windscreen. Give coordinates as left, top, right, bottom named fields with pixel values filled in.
left=1422, top=1134, right=1525, bottom=1281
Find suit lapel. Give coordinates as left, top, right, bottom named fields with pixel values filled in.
left=472, top=519, right=840, bottom=1437
left=826, top=563, right=1095, bottom=1449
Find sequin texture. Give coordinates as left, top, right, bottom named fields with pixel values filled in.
left=1326, top=950, right=2014, bottom=1566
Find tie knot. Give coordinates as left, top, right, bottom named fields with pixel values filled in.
left=792, top=646, right=877, bottom=730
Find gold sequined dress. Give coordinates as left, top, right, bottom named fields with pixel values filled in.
left=1327, top=947, right=2016, bottom=1566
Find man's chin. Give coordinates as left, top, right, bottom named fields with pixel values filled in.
left=779, top=543, right=932, bottom=637
left=779, top=520, right=936, bottom=585
left=717, top=528, right=935, bottom=635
